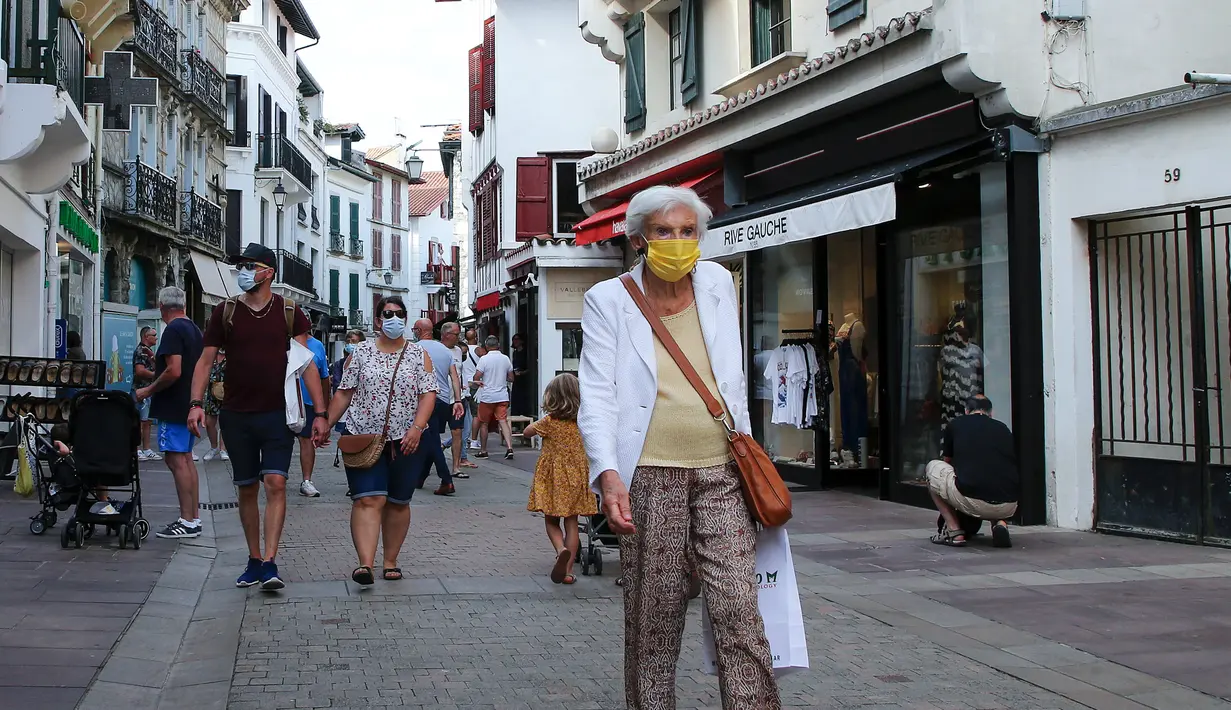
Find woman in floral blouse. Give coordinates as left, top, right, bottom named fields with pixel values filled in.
left=324, top=296, right=439, bottom=585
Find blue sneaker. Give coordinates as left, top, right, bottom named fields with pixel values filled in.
left=259, top=560, right=284, bottom=591
left=236, top=558, right=262, bottom=588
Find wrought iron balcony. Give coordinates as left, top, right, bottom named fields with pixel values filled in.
left=348, top=237, right=363, bottom=259
left=349, top=309, right=365, bottom=328
left=124, top=160, right=177, bottom=229
left=274, top=249, right=314, bottom=294
left=256, top=132, right=313, bottom=192
left=181, top=190, right=222, bottom=249
left=181, top=49, right=225, bottom=125
left=311, top=206, right=321, bottom=232
left=130, top=0, right=178, bottom=80
left=328, top=232, right=346, bottom=254
left=297, top=203, right=307, bottom=224
left=2, top=0, right=88, bottom=115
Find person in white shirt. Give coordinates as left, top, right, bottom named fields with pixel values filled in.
left=472, top=335, right=515, bottom=460
left=441, top=322, right=477, bottom=472
left=462, top=341, right=485, bottom=450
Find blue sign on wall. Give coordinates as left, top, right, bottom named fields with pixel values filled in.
left=102, top=312, right=137, bottom=391
left=55, top=319, right=68, bottom=359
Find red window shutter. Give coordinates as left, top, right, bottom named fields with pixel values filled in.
left=372, top=179, right=382, bottom=221
left=515, top=157, right=552, bottom=240
left=391, top=233, right=401, bottom=271
left=482, top=17, right=496, bottom=112
left=391, top=179, right=401, bottom=225
left=372, top=229, right=382, bottom=268
left=468, top=46, right=484, bottom=134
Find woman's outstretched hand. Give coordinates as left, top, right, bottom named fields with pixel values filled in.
left=600, top=470, right=636, bottom=535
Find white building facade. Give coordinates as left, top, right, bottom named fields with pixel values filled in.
left=363, top=149, right=413, bottom=319
left=573, top=0, right=1231, bottom=537
left=407, top=171, right=457, bottom=326
left=460, top=0, right=623, bottom=418
left=322, top=123, right=376, bottom=355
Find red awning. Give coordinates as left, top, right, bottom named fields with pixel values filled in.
left=473, top=292, right=501, bottom=312
left=573, top=170, right=720, bottom=246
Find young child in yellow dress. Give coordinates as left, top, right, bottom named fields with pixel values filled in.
left=525, top=373, right=597, bottom=585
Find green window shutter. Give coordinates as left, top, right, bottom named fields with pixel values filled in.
left=329, top=195, right=340, bottom=233
left=349, top=202, right=359, bottom=237
left=680, top=0, right=701, bottom=106
left=348, top=272, right=359, bottom=308
left=329, top=269, right=339, bottom=306
left=827, top=0, right=866, bottom=31
left=751, top=0, right=772, bottom=66
left=624, top=13, right=646, bottom=133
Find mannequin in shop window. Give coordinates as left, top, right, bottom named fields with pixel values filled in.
left=836, top=312, right=868, bottom=467
left=940, top=305, right=985, bottom=431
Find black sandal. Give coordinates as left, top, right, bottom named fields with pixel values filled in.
left=382, top=568, right=402, bottom=581
left=930, top=528, right=968, bottom=547
left=351, top=566, right=375, bottom=586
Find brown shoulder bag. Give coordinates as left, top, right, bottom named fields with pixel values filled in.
left=337, top=344, right=408, bottom=469
left=620, top=273, right=792, bottom=527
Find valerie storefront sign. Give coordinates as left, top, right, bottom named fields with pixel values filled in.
left=702, top=182, right=897, bottom=260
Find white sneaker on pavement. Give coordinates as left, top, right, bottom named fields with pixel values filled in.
left=300, top=480, right=320, bottom=497
left=203, top=448, right=219, bottom=462
left=469, top=440, right=481, bottom=451
left=192, top=452, right=200, bottom=462
left=220, top=450, right=230, bottom=460
left=145, top=450, right=162, bottom=461
left=138, top=450, right=150, bottom=462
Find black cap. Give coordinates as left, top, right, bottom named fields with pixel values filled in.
left=234, top=243, right=277, bottom=271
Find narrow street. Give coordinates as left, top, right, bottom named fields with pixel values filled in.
left=0, top=438, right=1222, bottom=709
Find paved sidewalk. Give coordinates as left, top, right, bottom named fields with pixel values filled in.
left=67, top=433, right=1231, bottom=710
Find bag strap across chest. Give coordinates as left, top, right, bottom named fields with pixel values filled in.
left=379, top=345, right=409, bottom=437
left=222, top=296, right=296, bottom=344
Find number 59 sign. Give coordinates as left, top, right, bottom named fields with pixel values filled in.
left=1164, top=168, right=1182, bottom=183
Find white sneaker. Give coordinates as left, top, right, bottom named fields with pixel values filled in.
left=192, top=452, right=200, bottom=462
left=469, top=440, right=481, bottom=451
left=219, top=450, right=229, bottom=461
left=138, top=450, right=150, bottom=462
left=203, top=448, right=219, bottom=462
left=145, top=450, right=162, bottom=461
left=91, top=502, right=118, bottom=515
left=300, top=480, right=320, bottom=497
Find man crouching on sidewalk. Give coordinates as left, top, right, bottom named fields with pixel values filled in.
left=927, top=395, right=1018, bottom=549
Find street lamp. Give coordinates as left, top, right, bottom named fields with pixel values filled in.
left=273, top=180, right=287, bottom=210
left=404, top=152, right=424, bottom=182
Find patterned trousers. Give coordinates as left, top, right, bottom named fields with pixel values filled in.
left=619, top=462, right=780, bottom=710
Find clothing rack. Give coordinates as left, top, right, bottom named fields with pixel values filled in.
left=776, top=331, right=818, bottom=429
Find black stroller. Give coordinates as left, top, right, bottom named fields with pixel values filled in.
left=578, top=508, right=618, bottom=576
left=61, top=390, right=149, bottom=550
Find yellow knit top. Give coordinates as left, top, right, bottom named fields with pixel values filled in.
left=638, top=302, right=733, bottom=468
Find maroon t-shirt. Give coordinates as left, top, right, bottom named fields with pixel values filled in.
left=203, top=295, right=311, bottom=413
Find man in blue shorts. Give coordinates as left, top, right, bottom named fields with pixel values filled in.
left=137, top=287, right=203, bottom=539
left=188, top=243, right=329, bottom=591
left=296, top=331, right=330, bottom=497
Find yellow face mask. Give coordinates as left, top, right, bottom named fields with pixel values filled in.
left=644, top=239, right=701, bottom=283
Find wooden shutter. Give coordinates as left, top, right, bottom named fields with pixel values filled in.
left=482, top=16, right=496, bottom=113
left=515, top=157, right=552, bottom=240
left=234, top=77, right=248, bottom=145
left=225, top=189, right=243, bottom=257
left=330, top=195, right=340, bottom=233
left=372, top=229, right=382, bottom=268
left=391, top=233, right=401, bottom=271
left=624, top=13, right=646, bottom=133
left=349, top=272, right=360, bottom=308
left=349, top=202, right=359, bottom=237
left=827, top=0, right=866, bottom=31
left=329, top=269, right=339, bottom=306
left=680, top=0, right=700, bottom=105
left=372, top=179, right=383, bottom=221
left=468, top=46, right=484, bottom=134
left=391, top=180, right=402, bottom=225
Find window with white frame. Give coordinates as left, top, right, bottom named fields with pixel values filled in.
left=669, top=8, right=683, bottom=111
left=553, top=161, right=585, bottom=234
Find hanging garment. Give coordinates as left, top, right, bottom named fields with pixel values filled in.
left=940, top=325, right=985, bottom=427
left=837, top=331, right=868, bottom=453
left=811, top=343, right=833, bottom=424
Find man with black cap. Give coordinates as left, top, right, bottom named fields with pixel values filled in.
left=187, top=243, right=330, bottom=591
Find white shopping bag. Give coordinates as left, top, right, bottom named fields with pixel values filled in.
left=701, top=525, right=809, bottom=677
left=284, top=338, right=314, bottom=433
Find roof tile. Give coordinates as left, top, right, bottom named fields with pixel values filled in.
left=408, top=172, right=450, bottom=216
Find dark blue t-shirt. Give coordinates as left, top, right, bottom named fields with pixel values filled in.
left=150, top=317, right=204, bottom=423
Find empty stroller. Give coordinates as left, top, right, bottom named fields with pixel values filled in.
left=578, top=509, right=618, bottom=576
left=61, top=390, right=149, bottom=550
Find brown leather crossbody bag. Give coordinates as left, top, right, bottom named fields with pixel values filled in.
left=337, top=344, right=407, bottom=469
left=619, top=274, right=792, bottom=527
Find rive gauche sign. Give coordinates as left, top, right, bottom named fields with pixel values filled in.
left=700, top=182, right=896, bottom=260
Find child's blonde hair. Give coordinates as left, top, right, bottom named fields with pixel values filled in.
left=542, top=373, right=580, bottom=421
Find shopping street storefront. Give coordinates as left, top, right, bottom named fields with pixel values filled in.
left=708, top=83, right=1048, bottom=524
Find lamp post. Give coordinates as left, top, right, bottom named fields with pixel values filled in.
left=404, top=152, right=424, bottom=183
left=273, top=180, right=286, bottom=254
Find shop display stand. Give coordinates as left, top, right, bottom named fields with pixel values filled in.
left=0, top=357, right=107, bottom=425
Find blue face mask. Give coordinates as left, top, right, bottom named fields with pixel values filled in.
left=343, top=343, right=356, bottom=354
left=236, top=270, right=257, bottom=293
left=381, top=316, right=406, bottom=340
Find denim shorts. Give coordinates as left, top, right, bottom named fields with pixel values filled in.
left=297, top=411, right=317, bottom=439
left=344, top=442, right=424, bottom=505
left=220, top=409, right=294, bottom=487
left=136, top=397, right=151, bottom=422
left=158, top=421, right=195, bottom=453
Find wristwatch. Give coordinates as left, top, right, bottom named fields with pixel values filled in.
left=314, top=410, right=327, bottom=417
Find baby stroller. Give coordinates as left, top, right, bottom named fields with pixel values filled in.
left=8, top=413, right=82, bottom=535
left=61, top=390, right=149, bottom=550
left=578, top=507, right=618, bottom=576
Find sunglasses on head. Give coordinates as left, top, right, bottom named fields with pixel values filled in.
left=380, top=309, right=405, bottom=320
left=235, top=262, right=270, bottom=272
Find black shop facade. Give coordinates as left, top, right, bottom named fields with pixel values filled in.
left=707, top=82, right=1048, bottom=524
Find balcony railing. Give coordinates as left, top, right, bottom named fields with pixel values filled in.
left=349, top=309, right=365, bottom=329
left=181, top=49, right=225, bottom=124
left=2, top=0, right=87, bottom=114
left=421, top=264, right=456, bottom=285
left=421, top=309, right=446, bottom=324
left=228, top=131, right=250, bottom=149
left=328, top=232, right=346, bottom=254
left=131, top=0, right=178, bottom=80
left=348, top=237, right=363, bottom=258
left=275, top=249, right=314, bottom=294
left=256, top=132, right=313, bottom=191
left=181, top=189, right=222, bottom=249
left=124, top=160, right=177, bottom=228
left=297, top=203, right=307, bottom=224
left=311, top=206, right=321, bottom=232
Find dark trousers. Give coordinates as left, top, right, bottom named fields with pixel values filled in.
left=419, top=400, right=452, bottom=486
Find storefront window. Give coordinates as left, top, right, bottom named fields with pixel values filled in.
left=894, top=165, right=1012, bottom=485
left=59, top=254, right=85, bottom=336
left=560, top=325, right=582, bottom=374
left=751, top=241, right=817, bottom=468
left=826, top=228, right=880, bottom=471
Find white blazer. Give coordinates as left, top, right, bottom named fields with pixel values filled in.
left=578, top=260, right=751, bottom=497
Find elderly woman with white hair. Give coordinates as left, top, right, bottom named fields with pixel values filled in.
left=579, top=186, right=780, bottom=708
